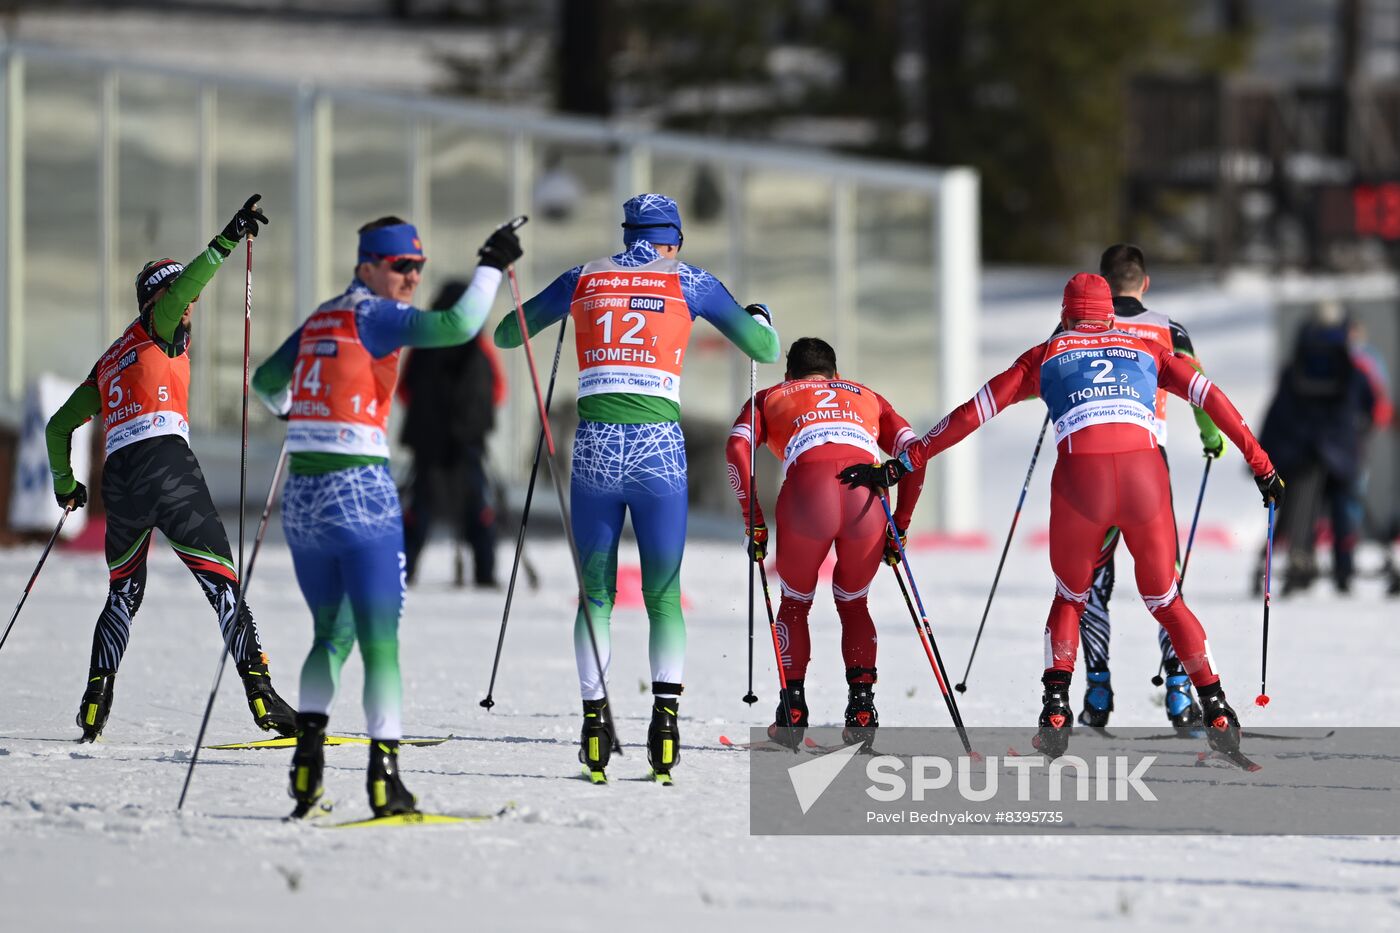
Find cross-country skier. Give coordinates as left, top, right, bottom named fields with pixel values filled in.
left=254, top=217, right=521, bottom=818
left=1077, top=244, right=1228, bottom=730
left=840, top=273, right=1284, bottom=760
left=724, top=337, right=924, bottom=750
left=45, top=194, right=296, bottom=742
left=493, top=193, right=780, bottom=782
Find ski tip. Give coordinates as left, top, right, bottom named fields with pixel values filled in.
left=323, top=811, right=469, bottom=829
left=582, top=767, right=608, bottom=785
left=802, top=737, right=818, bottom=748
left=1254, top=694, right=1271, bottom=707
left=719, top=735, right=735, bottom=747
left=968, top=750, right=985, bottom=763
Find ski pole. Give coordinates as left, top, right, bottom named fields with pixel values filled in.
left=955, top=412, right=1050, bottom=693
left=877, top=494, right=973, bottom=754
left=179, top=235, right=260, bottom=812
left=0, top=506, right=74, bottom=659
left=480, top=316, right=569, bottom=710
left=504, top=241, right=621, bottom=754
left=1255, top=499, right=1276, bottom=707
left=1178, top=457, right=1213, bottom=587
left=1148, top=457, right=1215, bottom=687
left=754, top=557, right=797, bottom=749
left=743, top=359, right=759, bottom=706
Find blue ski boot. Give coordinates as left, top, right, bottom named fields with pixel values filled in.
left=1164, top=673, right=1202, bottom=732
left=1077, top=669, right=1113, bottom=728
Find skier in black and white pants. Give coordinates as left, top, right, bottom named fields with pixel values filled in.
left=46, top=195, right=296, bottom=742
left=1076, top=245, right=1226, bottom=730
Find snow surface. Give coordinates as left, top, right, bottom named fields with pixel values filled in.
left=3, top=272, right=1399, bottom=932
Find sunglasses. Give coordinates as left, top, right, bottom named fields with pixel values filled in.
left=376, top=255, right=426, bottom=274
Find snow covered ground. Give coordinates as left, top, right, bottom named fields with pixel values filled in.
left=3, top=273, right=1399, bottom=932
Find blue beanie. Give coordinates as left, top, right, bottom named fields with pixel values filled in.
left=358, top=223, right=425, bottom=264
left=621, top=193, right=682, bottom=246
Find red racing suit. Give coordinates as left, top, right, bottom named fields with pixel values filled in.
left=727, top=377, right=924, bottom=683
left=901, top=328, right=1274, bottom=689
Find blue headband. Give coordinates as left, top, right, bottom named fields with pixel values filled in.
left=621, top=193, right=682, bottom=246
left=358, top=223, right=424, bottom=264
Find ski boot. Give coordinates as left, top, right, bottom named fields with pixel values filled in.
left=1033, top=672, right=1073, bottom=759
left=1164, top=672, right=1203, bottom=732
left=1077, top=669, right=1113, bottom=728
left=842, top=668, right=879, bottom=751
left=647, top=687, right=682, bottom=784
left=238, top=656, right=297, bottom=737
left=1197, top=686, right=1242, bottom=755
left=76, top=670, right=116, bottom=743
left=287, top=712, right=329, bottom=820
left=367, top=740, right=418, bottom=818
left=579, top=697, right=613, bottom=784
left=767, top=679, right=809, bottom=750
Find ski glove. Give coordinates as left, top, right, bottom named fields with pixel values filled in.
left=56, top=480, right=88, bottom=511
left=883, top=526, right=906, bottom=566
left=748, top=523, right=769, bottom=562
left=838, top=453, right=911, bottom=490
left=477, top=226, right=523, bottom=270
left=1255, top=470, right=1286, bottom=508
left=216, top=194, right=268, bottom=249
left=1202, top=432, right=1226, bottom=459
left=745, top=303, right=772, bottom=324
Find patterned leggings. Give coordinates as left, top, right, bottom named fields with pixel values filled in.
left=570, top=420, right=688, bottom=701
left=282, top=464, right=406, bottom=740
left=92, top=436, right=262, bottom=673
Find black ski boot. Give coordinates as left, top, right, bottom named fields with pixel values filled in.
left=579, top=698, right=613, bottom=783
left=1197, top=685, right=1242, bottom=755
left=647, top=686, right=682, bottom=783
left=1033, top=671, right=1073, bottom=759
left=238, top=657, right=297, bottom=737
left=1077, top=669, right=1113, bottom=728
left=287, top=712, right=329, bottom=820
left=842, top=668, right=879, bottom=751
left=767, top=679, right=809, bottom=750
left=76, top=670, right=116, bottom=743
left=367, top=740, right=418, bottom=818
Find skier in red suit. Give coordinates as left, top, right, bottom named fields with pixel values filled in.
left=840, top=274, right=1285, bottom=759
left=726, top=337, right=924, bottom=749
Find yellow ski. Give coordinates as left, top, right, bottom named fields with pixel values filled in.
left=206, top=734, right=452, bottom=751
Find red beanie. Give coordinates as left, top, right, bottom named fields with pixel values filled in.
left=1061, top=272, right=1114, bottom=329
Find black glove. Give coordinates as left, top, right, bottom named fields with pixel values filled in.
left=56, top=480, right=88, bottom=511
left=1202, top=433, right=1226, bottom=459
left=747, top=523, right=769, bottom=562
left=1255, top=470, right=1285, bottom=508
left=745, top=303, right=772, bottom=324
left=883, top=526, right=906, bottom=566
left=477, top=226, right=523, bottom=270
left=838, top=457, right=908, bottom=490
left=216, top=194, right=268, bottom=249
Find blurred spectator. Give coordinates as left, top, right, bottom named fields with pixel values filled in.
left=1347, top=319, right=1397, bottom=595
left=1258, top=303, right=1386, bottom=594
left=398, top=279, right=507, bottom=587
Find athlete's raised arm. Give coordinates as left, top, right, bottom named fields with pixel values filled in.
left=492, top=266, right=577, bottom=349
